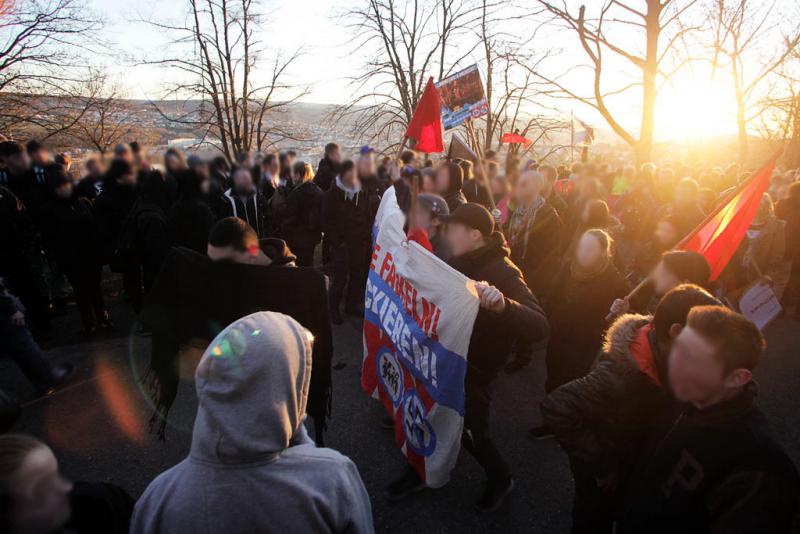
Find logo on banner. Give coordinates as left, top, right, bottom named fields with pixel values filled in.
left=378, top=349, right=404, bottom=407
left=403, top=390, right=436, bottom=456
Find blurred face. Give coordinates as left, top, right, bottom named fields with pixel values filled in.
left=327, top=148, right=342, bottom=164
left=232, top=168, right=254, bottom=192
left=11, top=446, right=73, bottom=534
left=86, top=159, right=103, bottom=178
left=575, top=233, right=604, bottom=270
left=268, top=158, right=280, bottom=176
left=434, top=166, right=450, bottom=194
left=118, top=171, right=136, bottom=187
left=6, top=152, right=30, bottom=174
left=54, top=182, right=72, bottom=199
left=199, top=176, right=211, bottom=195
left=514, top=172, right=542, bottom=205
left=193, top=162, right=210, bottom=179
left=421, top=172, right=435, bottom=193
left=655, top=220, right=679, bottom=248
left=341, top=166, right=358, bottom=186
left=413, top=205, right=434, bottom=233
left=674, top=182, right=696, bottom=207
left=115, top=147, right=133, bottom=164
left=30, top=148, right=50, bottom=166
left=133, top=150, right=148, bottom=169
left=358, top=154, right=376, bottom=177
left=668, top=326, right=750, bottom=406
left=445, top=223, right=482, bottom=257
left=651, top=260, right=681, bottom=296
left=165, top=153, right=181, bottom=174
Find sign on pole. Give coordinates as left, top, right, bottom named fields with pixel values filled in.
left=436, top=64, right=489, bottom=130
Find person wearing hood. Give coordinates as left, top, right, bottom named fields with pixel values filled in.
left=460, top=159, right=492, bottom=209
left=217, top=165, right=269, bottom=238
left=39, top=170, right=110, bottom=334
left=618, top=306, right=799, bottom=534
left=387, top=203, right=549, bottom=512
left=168, top=168, right=217, bottom=255
left=281, top=161, right=323, bottom=266
left=130, top=311, right=374, bottom=534
left=209, top=156, right=230, bottom=198
left=434, top=161, right=467, bottom=213
left=541, top=284, right=720, bottom=534
left=321, top=160, right=372, bottom=324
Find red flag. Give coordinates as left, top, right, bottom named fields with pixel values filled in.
left=678, top=150, right=781, bottom=280
left=405, top=78, right=444, bottom=153
left=501, top=132, right=532, bottom=146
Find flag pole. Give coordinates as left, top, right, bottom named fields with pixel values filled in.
left=605, top=147, right=784, bottom=321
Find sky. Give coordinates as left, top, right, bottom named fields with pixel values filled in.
left=83, top=0, right=798, bottom=143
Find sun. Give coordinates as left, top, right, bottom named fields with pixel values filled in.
left=656, top=73, right=737, bottom=143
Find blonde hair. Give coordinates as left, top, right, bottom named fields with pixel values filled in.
left=583, top=228, right=613, bottom=258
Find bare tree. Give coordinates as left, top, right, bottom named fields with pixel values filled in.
left=334, top=0, right=483, bottom=148
left=756, top=48, right=800, bottom=168
left=529, top=1, right=700, bottom=164
left=143, top=0, right=308, bottom=162
left=708, top=0, right=800, bottom=163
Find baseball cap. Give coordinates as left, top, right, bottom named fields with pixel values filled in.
left=359, top=145, right=375, bottom=156
left=440, top=202, right=495, bottom=236
left=417, top=194, right=449, bottom=218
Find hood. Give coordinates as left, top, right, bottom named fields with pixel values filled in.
left=260, top=238, right=297, bottom=266
left=335, top=175, right=362, bottom=198
left=190, top=311, right=313, bottom=464
left=444, top=163, right=464, bottom=196
left=602, top=313, right=652, bottom=361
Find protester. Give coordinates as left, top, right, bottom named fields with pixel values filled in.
left=413, top=193, right=452, bottom=261
left=259, top=151, right=281, bottom=199
left=322, top=160, right=371, bottom=324
left=618, top=306, right=800, bottom=533
left=217, top=165, right=268, bottom=238
left=314, top=142, right=341, bottom=192
left=0, top=434, right=133, bottom=534
left=75, top=157, right=104, bottom=200
left=282, top=161, right=323, bottom=266
left=461, top=159, right=492, bottom=208
left=167, top=168, right=217, bottom=254
left=208, top=155, right=230, bottom=197
left=776, top=181, right=800, bottom=313
left=94, top=159, right=137, bottom=265
left=542, top=284, right=721, bottom=534
left=435, top=161, right=467, bottom=213
left=388, top=203, right=549, bottom=512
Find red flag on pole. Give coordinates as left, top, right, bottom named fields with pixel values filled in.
left=405, top=77, right=444, bottom=153
left=678, top=150, right=782, bottom=280
left=500, top=132, right=532, bottom=146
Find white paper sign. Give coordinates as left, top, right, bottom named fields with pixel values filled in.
left=738, top=283, right=782, bottom=330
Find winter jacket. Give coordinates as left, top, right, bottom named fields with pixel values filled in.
left=321, top=178, right=373, bottom=249
left=506, top=199, right=564, bottom=298
left=39, top=195, right=102, bottom=271
left=776, top=196, right=800, bottom=265
left=131, top=312, right=374, bottom=534
left=449, top=231, right=549, bottom=385
left=314, top=157, right=339, bottom=192
left=7, top=167, right=51, bottom=224
left=94, top=179, right=137, bottom=264
left=0, top=186, right=36, bottom=270
left=544, top=261, right=628, bottom=391
left=442, top=169, right=467, bottom=214
left=542, top=314, right=670, bottom=482
left=75, top=175, right=103, bottom=201
left=217, top=188, right=269, bottom=238
left=618, top=384, right=800, bottom=534
left=462, top=177, right=492, bottom=209
left=131, top=201, right=171, bottom=292
left=168, top=195, right=217, bottom=255
left=281, top=181, right=323, bottom=251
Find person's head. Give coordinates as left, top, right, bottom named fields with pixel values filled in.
left=674, top=177, right=699, bottom=207
left=25, top=140, right=49, bottom=166
left=414, top=193, right=449, bottom=235
left=420, top=168, right=436, bottom=193
left=85, top=157, right=103, bottom=179
left=654, top=214, right=683, bottom=249
left=0, top=434, right=73, bottom=534
left=581, top=199, right=610, bottom=229
left=235, top=150, right=253, bottom=169
left=164, top=148, right=187, bottom=175
left=54, top=153, right=71, bottom=172
left=574, top=229, right=612, bottom=271
left=231, top=166, right=255, bottom=193
left=400, top=149, right=417, bottom=168
left=357, top=147, right=376, bottom=178
left=459, top=160, right=474, bottom=182
left=50, top=171, right=73, bottom=200
left=652, top=283, right=721, bottom=353
left=491, top=174, right=510, bottom=198
left=207, top=217, right=263, bottom=264
left=292, top=161, right=314, bottom=185
left=0, top=142, right=30, bottom=175
left=514, top=170, right=544, bottom=205
left=282, top=150, right=297, bottom=168
left=113, top=143, right=133, bottom=164
left=539, top=164, right=557, bottom=184
left=669, top=306, right=764, bottom=408
left=697, top=187, right=716, bottom=213
left=433, top=162, right=460, bottom=195
left=486, top=160, right=500, bottom=180
left=752, top=193, right=774, bottom=225
left=130, top=142, right=148, bottom=169
left=485, top=149, right=498, bottom=162
left=443, top=203, right=495, bottom=256
left=210, top=156, right=230, bottom=176
left=187, top=155, right=209, bottom=179
left=652, top=250, right=711, bottom=296
left=339, top=159, right=358, bottom=187
left=263, top=152, right=279, bottom=177
left=105, top=159, right=135, bottom=187
left=324, top=142, right=341, bottom=164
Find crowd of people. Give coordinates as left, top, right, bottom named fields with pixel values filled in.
left=0, top=134, right=799, bottom=533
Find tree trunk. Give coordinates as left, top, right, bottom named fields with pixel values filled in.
left=637, top=0, right=661, bottom=166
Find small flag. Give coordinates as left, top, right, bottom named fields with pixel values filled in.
left=405, top=78, right=445, bottom=153
left=501, top=132, right=532, bottom=146
left=679, top=150, right=781, bottom=280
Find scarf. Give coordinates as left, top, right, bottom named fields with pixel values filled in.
left=508, top=196, right=545, bottom=255
left=570, top=255, right=610, bottom=282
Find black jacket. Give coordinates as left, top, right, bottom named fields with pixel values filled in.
left=542, top=314, right=669, bottom=482
left=544, top=261, right=628, bottom=390
left=449, top=231, right=549, bottom=384
left=131, top=200, right=170, bottom=291
left=321, top=181, right=373, bottom=249
left=7, top=167, right=51, bottom=224
left=39, top=195, right=102, bottom=271
left=281, top=181, right=323, bottom=251
left=216, top=188, right=268, bottom=238
left=0, top=186, right=36, bottom=270
left=443, top=170, right=467, bottom=214
left=462, top=177, right=492, bottom=209
left=94, top=179, right=137, bottom=264
left=619, top=384, right=800, bottom=534
left=75, top=175, right=103, bottom=201
left=314, top=157, right=339, bottom=192
left=506, top=201, right=563, bottom=298
left=168, top=180, right=217, bottom=255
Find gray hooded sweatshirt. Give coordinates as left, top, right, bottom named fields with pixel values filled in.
left=131, top=312, right=374, bottom=534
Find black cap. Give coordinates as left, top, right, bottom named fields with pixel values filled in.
left=417, top=193, right=449, bottom=218
left=440, top=202, right=495, bottom=236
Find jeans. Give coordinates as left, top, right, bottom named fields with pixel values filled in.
left=328, top=242, right=367, bottom=311
left=462, top=379, right=510, bottom=483
left=0, top=318, right=53, bottom=392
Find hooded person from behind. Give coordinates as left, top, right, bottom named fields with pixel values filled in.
left=131, top=311, right=374, bottom=534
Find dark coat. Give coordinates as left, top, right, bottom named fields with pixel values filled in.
left=39, top=195, right=102, bottom=271
left=542, top=314, right=669, bottom=482
left=75, top=176, right=103, bottom=201
left=449, top=231, right=549, bottom=385
left=7, top=167, right=51, bottom=224
left=506, top=201, right=563, bottom=298
left=168, top=195, right=216, bottom=255
left=443, top=169, right=467, bottom=213
left=0, top=186, right=36, bottom=269
left=94, top=179, right=137, bottom=264
left=281, top=181, right=323, bottom=251
left=619, top=384, right=800, bottom=534
left=544, top=261, right=628, bottom=391
left=314, top=157, right=339, bottom=192
left=216, top=188, right=269, bottom=238
left=462, top=178, right=492, bottom=209
left=776, top=196, right=800, bottom=265
left=131, top=201, right=170, bottom=292
left=141, top=247, right=333, bottom=438
left=321, top=182, right=373, bottom=249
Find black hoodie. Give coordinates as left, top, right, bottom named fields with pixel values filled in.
left=314, top=157, right=339, bottom=192
left=442, top=163, right=467, bottom=213
left=168, top=171, right=216, bottom=254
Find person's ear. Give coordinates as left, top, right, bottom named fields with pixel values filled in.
left=725, top=368, right=752, bottom=389
left=668, top=323, right=683, bottom=339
